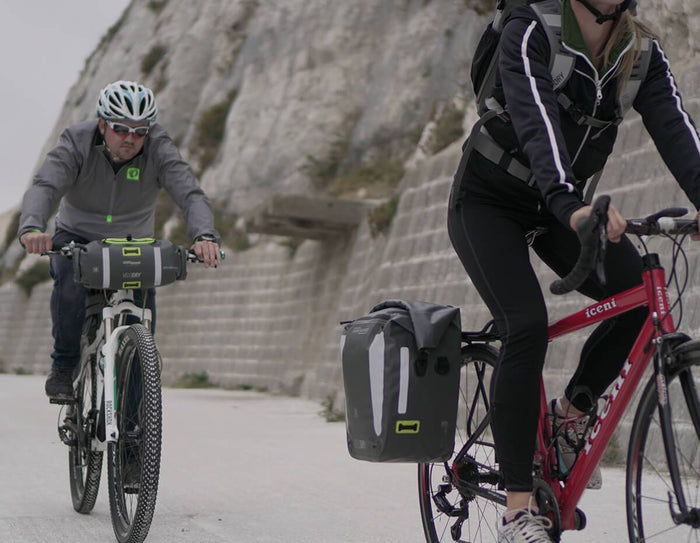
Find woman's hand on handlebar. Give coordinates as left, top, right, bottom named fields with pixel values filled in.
left=693, top=211, right=700, bottom=242
left=190, top=239, right=222, bottom=268
left=570, top=203, right=626, bottom=243
left=20, top=231, right=53, bottom=254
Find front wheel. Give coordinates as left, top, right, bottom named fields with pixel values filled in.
left=418, top=344, right=504, bottom=543
left=107, top=324, right=162, bottom=543
left=626, top=345, right=700, bottom=542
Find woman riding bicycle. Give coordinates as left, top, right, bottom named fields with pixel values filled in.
left=447, top=1, right=700, bottom=541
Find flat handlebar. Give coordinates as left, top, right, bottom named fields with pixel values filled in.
left=42, top=244, right=225, bottom=263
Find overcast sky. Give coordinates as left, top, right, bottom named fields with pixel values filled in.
left=0, top=1, right=131, bottom=215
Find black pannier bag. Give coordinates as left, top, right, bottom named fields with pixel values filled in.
left=341, top=299, right=462, bottom=462
left=71, top=238, right=188, bottom=290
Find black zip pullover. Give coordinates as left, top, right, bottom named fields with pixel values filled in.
left=486, top=5, right=700, bottom=226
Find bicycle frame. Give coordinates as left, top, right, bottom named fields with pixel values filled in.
left=82, top=289, right=152, bottom=447
left=538, top=253, right=677, bottom=531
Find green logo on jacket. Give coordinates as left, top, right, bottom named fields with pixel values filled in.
left=126, top=168, right=140, bottom=181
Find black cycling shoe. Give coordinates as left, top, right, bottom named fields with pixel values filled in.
left=45, top=368, right=74, bottom=399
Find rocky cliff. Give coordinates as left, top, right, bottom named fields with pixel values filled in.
left=28, top=1, right=700, bottom=213
left=33, top=0, right=489, bottom=213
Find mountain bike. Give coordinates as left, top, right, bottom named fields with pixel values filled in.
left=418, top=196, right=700, bottom=542
left=48, top=238, right=219, bottom=543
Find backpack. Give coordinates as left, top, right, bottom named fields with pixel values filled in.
left=472, top=0, right=650, bottom=122
left=465, top=0, right=652, bottom=202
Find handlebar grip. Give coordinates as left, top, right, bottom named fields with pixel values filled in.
left=186, top=250, right=226, bottom=262
left=657, top=217, right=698, bottom=235
left=549, top=195, right=611, bottom=295
left=626, top=217, right=698, bottom=236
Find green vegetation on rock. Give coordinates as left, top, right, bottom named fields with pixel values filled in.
left=192, top=90, right=239, bottom=174
left=368, top=193, right=401, bottom=237
left=141, top=44, right=168, bottom=76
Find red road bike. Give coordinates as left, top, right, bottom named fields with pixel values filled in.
left=418, top=196, right=700, bottom=542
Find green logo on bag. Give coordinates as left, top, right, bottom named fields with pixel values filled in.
left=126, top=168, right=140, bottom=181
left=395, top=420, right=420, bottom=434
left=122, top=281, right=142, bottom=289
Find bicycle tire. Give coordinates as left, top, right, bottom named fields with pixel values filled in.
left=107, top=324, right=162, bottom=543
left=418, top=343, right=504, bottom=543
left=626, top=354, right=700, bottom=542
left=68, top=314, right=104, bottom=513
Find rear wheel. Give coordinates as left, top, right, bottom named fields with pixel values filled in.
left=107, top=324, right=162, bottom=543
left=68, top=314, right=103, bottom=513
left=626, top=345, right=700, bottom=542
left=418, top=344, right=504, bottom=543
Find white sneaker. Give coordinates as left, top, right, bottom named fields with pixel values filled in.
left=497, top=509, right=553, bottom=543
left=549, top=399, right=602, bottom=489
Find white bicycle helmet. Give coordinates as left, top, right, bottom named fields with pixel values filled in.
left=96, top=80, right=158, bottom=122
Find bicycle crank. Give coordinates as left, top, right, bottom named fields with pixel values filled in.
left=533, top=479, right=562, bottom=541
left=58, top=412, right=78, bottom=447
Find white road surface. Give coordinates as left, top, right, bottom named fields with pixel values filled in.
left=0, top=374, right=637, bottom=542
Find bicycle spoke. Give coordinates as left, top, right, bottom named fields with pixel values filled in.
left=419, top=344, right=503, bottom=543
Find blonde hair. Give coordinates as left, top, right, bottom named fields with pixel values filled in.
left=603, top=12, right=656, bottom=90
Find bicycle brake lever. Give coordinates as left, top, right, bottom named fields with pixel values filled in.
left=595, top=223, right=607, bottom=286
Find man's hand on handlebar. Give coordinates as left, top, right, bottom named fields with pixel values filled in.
left=569, top=203, right=626, bottom=243
left=191, top=239, right=222, bottom=268
left=20, top=231, right=53, bottom=254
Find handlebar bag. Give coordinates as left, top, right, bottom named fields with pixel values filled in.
left=72, top=238, right=188, bottom=290
left=341, top=299, right=461, bottom=462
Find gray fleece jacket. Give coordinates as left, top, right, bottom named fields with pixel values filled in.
left=18, top=120, right=220, bottom=244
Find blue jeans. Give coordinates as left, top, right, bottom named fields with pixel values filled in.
left=49, top=230, right=156, bottom=371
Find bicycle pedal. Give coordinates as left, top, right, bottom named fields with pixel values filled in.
left=58, top=434, right=77, bottom=447
left=57, top=424, right=77, bottom=447
left=49, top=396, right=76, bottom=405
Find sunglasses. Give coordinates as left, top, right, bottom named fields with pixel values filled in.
left=106, top=120, right=150, bottom=138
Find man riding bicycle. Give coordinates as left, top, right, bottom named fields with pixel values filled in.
left=16, top=80, right=222, bottom=401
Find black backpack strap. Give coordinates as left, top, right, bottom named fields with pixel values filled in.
left=583, top=170, right=603, bottom=203
left=530, top=0, right=576, bottom=91
left=577, top=37, right=650, bottom=202
left=475, top=0, right=531, bottom=115
left=617, top=36, right=652, bottom=116
left=449, top=110, right=497, bottom=209
left=557, top=93, right=623, bottom=129
left=471, top=129, right=535, bottom=185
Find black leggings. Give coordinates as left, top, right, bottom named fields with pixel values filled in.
left=448, top=195, right=646, bottom=492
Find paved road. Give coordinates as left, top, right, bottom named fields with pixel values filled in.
left=0, top=374, right=630, bottom=542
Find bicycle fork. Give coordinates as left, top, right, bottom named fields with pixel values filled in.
left=100, top=297, right=153, bottom=444
left=653, top=334, right=700, bottom=528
